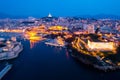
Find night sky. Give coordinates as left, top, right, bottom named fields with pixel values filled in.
left=0, top=0, right=119, bottom=17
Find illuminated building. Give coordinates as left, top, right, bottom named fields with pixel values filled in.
left=11, top=37, right=17, bottom=42
left=116, top=25, right=120, bottom=32
left=48, top=13, right=52, bottom=18
left=56, top=36, right=65, bottom=46
left=87, top=40, right=116, bottom=51
left=24, top=30, right=46, bottom=48
left=0, top=29, right=23, bottom=33
left=87, top=24, right=95, bottom=34
left=48, top=26, right=68, bottom=31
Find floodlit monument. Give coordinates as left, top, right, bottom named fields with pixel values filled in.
left=87, top=40, right=116, bottom=51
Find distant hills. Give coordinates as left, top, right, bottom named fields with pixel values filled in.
left=0, top=13, right=28, bottom=19
left=0, top=13, right=12, bottom=19
left=77, top=14, right=120, bottom=19
left=0, top=13, right=120, bottom=19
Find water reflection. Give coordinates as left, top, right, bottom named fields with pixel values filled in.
left=24, top=32, right=46, bottom=49
left=29, top=38, right=39, bottom=49
left=66, top=49, right=69, bottom=59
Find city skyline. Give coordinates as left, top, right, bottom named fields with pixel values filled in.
left=0, top=0, right=120, bottom=17
left=0, top=0, right=120, bottom=80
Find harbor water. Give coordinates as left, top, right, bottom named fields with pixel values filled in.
left=0, top=33, right=120, bottom=80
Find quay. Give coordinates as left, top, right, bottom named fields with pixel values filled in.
left=45, top=42, right=64, bottom=47
left=0, top=63, right=12, bottom=80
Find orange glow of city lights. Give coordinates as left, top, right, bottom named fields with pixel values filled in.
left=29, top=36, right=46, bottom=48
left=48, top=26, right=68, bottom=31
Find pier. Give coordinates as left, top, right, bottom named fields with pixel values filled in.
left=45, top=42, right=64, bottom=47
left=0, top=63, right=12, bottom=80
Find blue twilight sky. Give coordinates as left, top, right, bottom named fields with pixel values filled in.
left=0, top=0, right=119, bottom=17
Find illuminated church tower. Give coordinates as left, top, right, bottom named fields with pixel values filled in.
left=48, top=13, right=52, bottom=18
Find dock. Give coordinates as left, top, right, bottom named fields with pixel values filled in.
left=45, top=42, right=64, bottom=47
left=0, top=63, right=12, bottom=80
